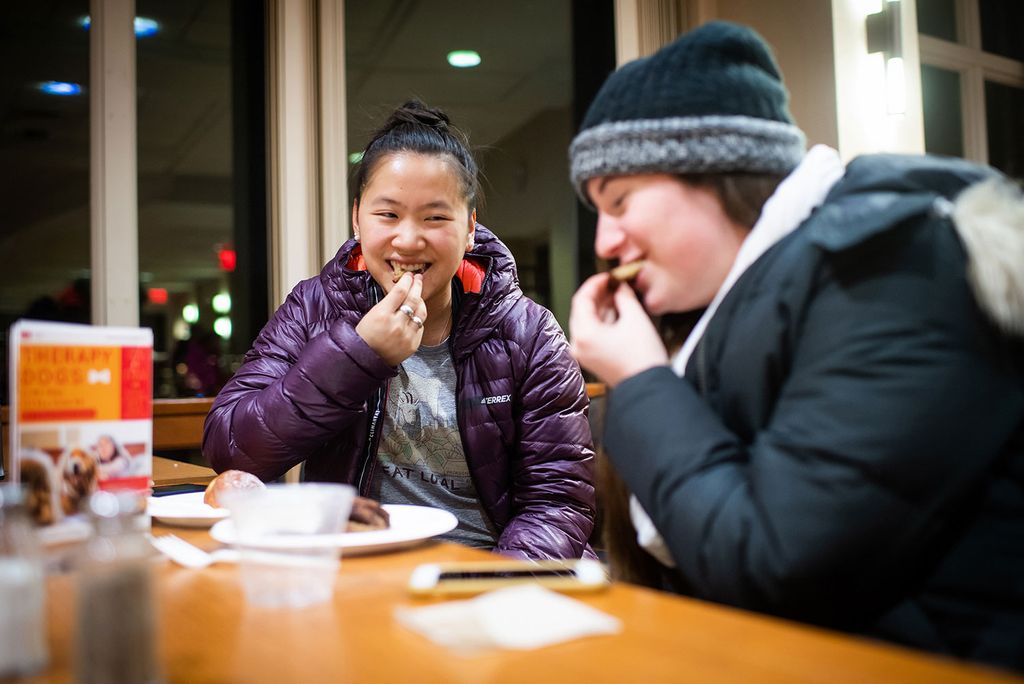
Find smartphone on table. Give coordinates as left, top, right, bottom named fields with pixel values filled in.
left=408, top=558, right=609, bottom=597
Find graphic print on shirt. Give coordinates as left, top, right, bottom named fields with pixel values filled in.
left=378, top=352, right=471, bottom=494
left=374, top=344, right=499, bottom=549
left=382, top=376, right=468, bottom=487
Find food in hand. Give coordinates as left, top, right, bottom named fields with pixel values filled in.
left=391, top=262, right=425, bottom=283
left=609, top=260, right=645, bottom=282
left=203, top=469, right=266, bottom=508
left=347, top=496, right=390, bottom=532
left=601, top=259, right=647, bottom=320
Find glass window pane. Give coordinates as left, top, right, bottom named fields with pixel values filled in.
left=345, top=1, right=576, bottom=322
left=985, top=80, right=1024, bottom=181
left=921, top=64, right=964, bottom=158
left=0, top=4, right=91, bottom=404
left=921, top=0, right=958, bottom=42
left=136, top=0, right=267, bottom=398
left=917, top=0, right=958, bottom=42
left=979, top=0, right=1024, bottom=61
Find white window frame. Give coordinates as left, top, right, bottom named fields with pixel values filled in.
left=614, top=0, right=690, bottom=64
left=266, top=0, right=349, bottom=310
left=918, top=0, right=1024, bottom=164
left=90, top=0, right=139, bottom=326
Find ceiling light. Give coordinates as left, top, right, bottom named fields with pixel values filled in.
left=133, top=17, right=159, bottom=37
left=447, top=50, right=481, bottom=68
left=172, top=320, right=191, bottom=341
left=79, top=15, right=160, bottom=38
left=213, top=317, right=232, bottom=339
left=212, top=293, right=232, bottom=314
left=182, top=304, right=199, bottom=324
left=39, top=81, right=82, bottom=96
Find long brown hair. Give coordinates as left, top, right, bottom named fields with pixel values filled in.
left=597, top=309, right=703, bottom=585
left=685, top=172, right=787, bottom=229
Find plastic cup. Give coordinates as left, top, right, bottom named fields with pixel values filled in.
left=221, top=483, right=355, bottom=608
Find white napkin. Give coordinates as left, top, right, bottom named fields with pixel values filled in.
left=395, top=584, right=622, bottom=653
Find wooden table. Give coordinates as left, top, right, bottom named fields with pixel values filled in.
left=21, top=525, right=1022, bottom=684
left=151, top=455, right=216, bottom=486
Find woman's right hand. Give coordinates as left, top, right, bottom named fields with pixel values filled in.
left=569, top=273, right=668, bottom=387
left=356, top=272, right=426, bottom=366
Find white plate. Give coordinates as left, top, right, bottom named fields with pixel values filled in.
left=147, top=491, right=229, bottom=528
left=209, top=504, right=457, bottom=557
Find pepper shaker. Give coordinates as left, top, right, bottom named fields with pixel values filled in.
left=75, top=490, right=160, bottom=684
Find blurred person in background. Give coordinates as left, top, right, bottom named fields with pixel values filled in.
left=180, top=325, right=229, bottom=397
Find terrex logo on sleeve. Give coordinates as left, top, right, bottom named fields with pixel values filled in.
left=480, top=394, right=512, bottom=405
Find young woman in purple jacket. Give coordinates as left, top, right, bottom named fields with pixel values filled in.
left=203, top=100, right=595, bottom=560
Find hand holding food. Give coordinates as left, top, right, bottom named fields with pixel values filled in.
left=570, top=272, right=668, bottom=387
left=355, top=272, right=427, bottom=366
left=600, top=260, right=647, bottom=321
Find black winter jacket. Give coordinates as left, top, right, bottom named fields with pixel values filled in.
left=605, top=154, right=1024, bottom=670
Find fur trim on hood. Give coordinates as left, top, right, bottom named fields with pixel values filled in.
left=952, top=178, right=1024, bottom=337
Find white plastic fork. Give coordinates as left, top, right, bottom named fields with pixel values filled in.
left=150, top=534, right=239, bottom=569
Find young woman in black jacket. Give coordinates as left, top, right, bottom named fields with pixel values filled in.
left=569, top=21, right=1024, bottom=670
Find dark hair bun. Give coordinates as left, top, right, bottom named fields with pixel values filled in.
left=351, top=98, right=481, bottom=211
left=384, top=99, right=451, bottom=134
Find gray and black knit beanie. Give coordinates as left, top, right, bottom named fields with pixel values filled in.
left=569, top=21, right=806, bottom=205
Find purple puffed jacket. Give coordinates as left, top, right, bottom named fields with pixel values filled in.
left=202, top=225, right=596, bottom=559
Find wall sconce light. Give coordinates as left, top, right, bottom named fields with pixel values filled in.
left=866, top=0, right=906, bottom=114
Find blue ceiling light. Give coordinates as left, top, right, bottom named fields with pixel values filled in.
left=79, top=15, right=160, bottom=37
left=446, top=50, right=481, bottom=68
left=133, top=17, right=160, bottom=37
left=39, top=81, right=83, bottom=96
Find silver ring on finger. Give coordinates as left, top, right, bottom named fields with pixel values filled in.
left=399, top=304, right=415, bottom=318
left=410, top=315, right=424, bottom=329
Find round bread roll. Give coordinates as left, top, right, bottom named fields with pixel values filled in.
left=203, top=469, right=266, bottom=508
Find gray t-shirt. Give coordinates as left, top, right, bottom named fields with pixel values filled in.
left=368, top=342, right=499, bottom=549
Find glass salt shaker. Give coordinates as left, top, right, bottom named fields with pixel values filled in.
left=75, top=490, right=161, bottom=684
left=0, top=483, right=49, bottom=677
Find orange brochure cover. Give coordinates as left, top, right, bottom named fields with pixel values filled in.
left=9, top=320, right=153, bottom=527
